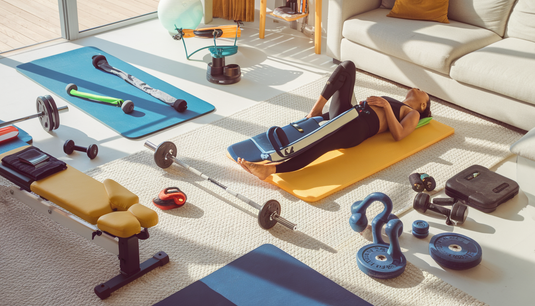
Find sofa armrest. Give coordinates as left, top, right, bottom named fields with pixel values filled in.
left=326, top=0, right=381, bottom=60
left=510, top=128, right=535, bottom=161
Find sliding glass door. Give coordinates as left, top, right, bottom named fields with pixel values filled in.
left=0, top=0, right=158, bottom=54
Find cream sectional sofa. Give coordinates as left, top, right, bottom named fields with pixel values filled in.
left=326, top=0, right=535, bottom=132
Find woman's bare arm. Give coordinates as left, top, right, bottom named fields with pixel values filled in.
left=366, top=96, right=419, bottom=141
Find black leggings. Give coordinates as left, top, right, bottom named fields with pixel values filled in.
left=276, top=60, right=371, bottom=173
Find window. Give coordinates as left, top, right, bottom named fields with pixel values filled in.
left=0, top=0, right=158, bottom=54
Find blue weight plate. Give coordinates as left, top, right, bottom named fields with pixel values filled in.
left=412, top=220, right=429, bottom=239
left=356, top=244, right=406, bottom=279
left=429, top=233, right=482, bottom=270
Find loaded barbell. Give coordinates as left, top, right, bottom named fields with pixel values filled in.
left=144, top=140, right=297, bottom=231
left=0, top=95, right=68, bottom=132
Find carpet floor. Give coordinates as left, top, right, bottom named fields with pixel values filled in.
left=0, top=71, right=522, bottom=305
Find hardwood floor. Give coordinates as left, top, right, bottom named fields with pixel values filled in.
left=0, top=0, right=159, bottom=53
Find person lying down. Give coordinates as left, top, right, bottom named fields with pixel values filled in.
left=237, top=60, right=432, bottom=180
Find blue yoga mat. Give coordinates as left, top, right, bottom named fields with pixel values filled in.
left=155, top=244, right=372, bottom=306
left=16, top=46, right=215, bottom=139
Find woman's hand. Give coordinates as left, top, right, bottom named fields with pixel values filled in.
left=365, top=96, right=391, bottom=110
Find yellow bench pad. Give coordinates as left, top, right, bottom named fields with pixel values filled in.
left=31, top=165, right=112, bottom=224
left=264, top=120, right=454, bottom=202
left=97, top=211, right=141, bottom=238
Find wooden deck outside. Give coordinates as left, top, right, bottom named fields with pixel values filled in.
left=0, top=0, right=159, bottom=53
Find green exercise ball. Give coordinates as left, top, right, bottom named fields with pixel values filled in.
left=158, top=0, right=204, bottom=33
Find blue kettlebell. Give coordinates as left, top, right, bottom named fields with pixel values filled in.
left=349, top=192, right=402, bottom=244
left=350, top=192, right=406, bottom=279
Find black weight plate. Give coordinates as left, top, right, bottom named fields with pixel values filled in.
left=429, top=233, right=482, bottom=270
left=451, top=203, right=468, bottom=224
left=423, top=176, right=436, bottom=191
left=87, top=144, right=99, bottom=159
left=409, top=173, right=424, bottom=192
left=413, top=192, right=429, bottom=214
left=45, top=95, right=60, bottom=130
left=154, top=141, right=177, bottom=169
left=36, top=95, right=54, bottom=131
left=258, top=199, right=281, bottom=229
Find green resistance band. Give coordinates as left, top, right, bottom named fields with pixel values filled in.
left=69, top=89, right=124, bottom=106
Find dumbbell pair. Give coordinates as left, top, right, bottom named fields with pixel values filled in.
left=410, top=172, right=468, bottom=225
left=413, top=192, right=468, bottom=226
left=63, top=139, right=98, bottom=159
left=409, top=172, right=436, bottom=192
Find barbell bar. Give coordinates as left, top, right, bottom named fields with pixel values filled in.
left=144, top=140, right=297, bottom=231
left=0, top=95, right=68, bottom=132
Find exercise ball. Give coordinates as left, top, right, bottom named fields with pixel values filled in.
left=158, top=0, right=204, bottom=33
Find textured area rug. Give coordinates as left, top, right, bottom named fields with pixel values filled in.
left=0, top=71, right=521, bottom=305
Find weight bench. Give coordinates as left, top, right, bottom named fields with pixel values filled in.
left=0, top=145, right=169, bottom=300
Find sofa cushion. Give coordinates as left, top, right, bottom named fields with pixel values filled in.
left=448, top=0, right=516, bottom=36
left=387, top=0, right=449, bottom=23
left=342, top=9, right=501, bottom=75
left=450, top=38, right=535, bottom=107
left=380, top=0, right=395, bottom=9
left=506, top=0, right=535, bottom=43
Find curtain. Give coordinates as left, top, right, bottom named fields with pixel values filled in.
left=213, top=0, right=255, bottom=22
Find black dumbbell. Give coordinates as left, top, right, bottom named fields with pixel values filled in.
left=409, top=172, right=436, bottom=192
left=63, top=139, right=98, bottom=159
left=413, top=193, right=468, bottom=225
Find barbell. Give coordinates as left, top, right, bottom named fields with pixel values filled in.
left=144, top=140, right=297, bottom=231
left=0, top=95, right=68, bottom=132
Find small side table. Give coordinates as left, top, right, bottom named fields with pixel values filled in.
left=259, top=0, right=322, bottom=54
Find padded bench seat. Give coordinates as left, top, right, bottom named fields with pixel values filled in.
left=32, top=165, right=113, bottom=224
left=1, top=145, right=158, bottom=238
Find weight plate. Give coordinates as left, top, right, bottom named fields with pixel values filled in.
left=429, top=233, right=482, bottom=270
left=409, top=173, right=424, bottom=192
left=357, top=243, right=406, bottom=279
left=423, top=176, right=436, bottom=192
left=451, top=203, right=468, bottom=224
left=87, top=144, right=99, bottom=159
left=413, top=192, right=430, bottom=214
left=45, top=95, right=60, bottom=130
left=36, top=95, right=54, bottom=132
left=63, top=139, right=76, bottom=154
left=258, top=199, right=281, bottom=229
left=412, top=220, right=429, bottom=239
left=154, top=141, right=177, bottom=169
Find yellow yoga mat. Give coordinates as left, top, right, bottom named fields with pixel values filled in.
left=263, top=120, right=454, bottom=202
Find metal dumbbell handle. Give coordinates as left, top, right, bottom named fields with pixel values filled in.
left=144, top=141, right=297, bottom=231
left=0, top=106, right=68, bottom=127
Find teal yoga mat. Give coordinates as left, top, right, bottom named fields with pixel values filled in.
left=16, top=46, right=215, bottom=139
